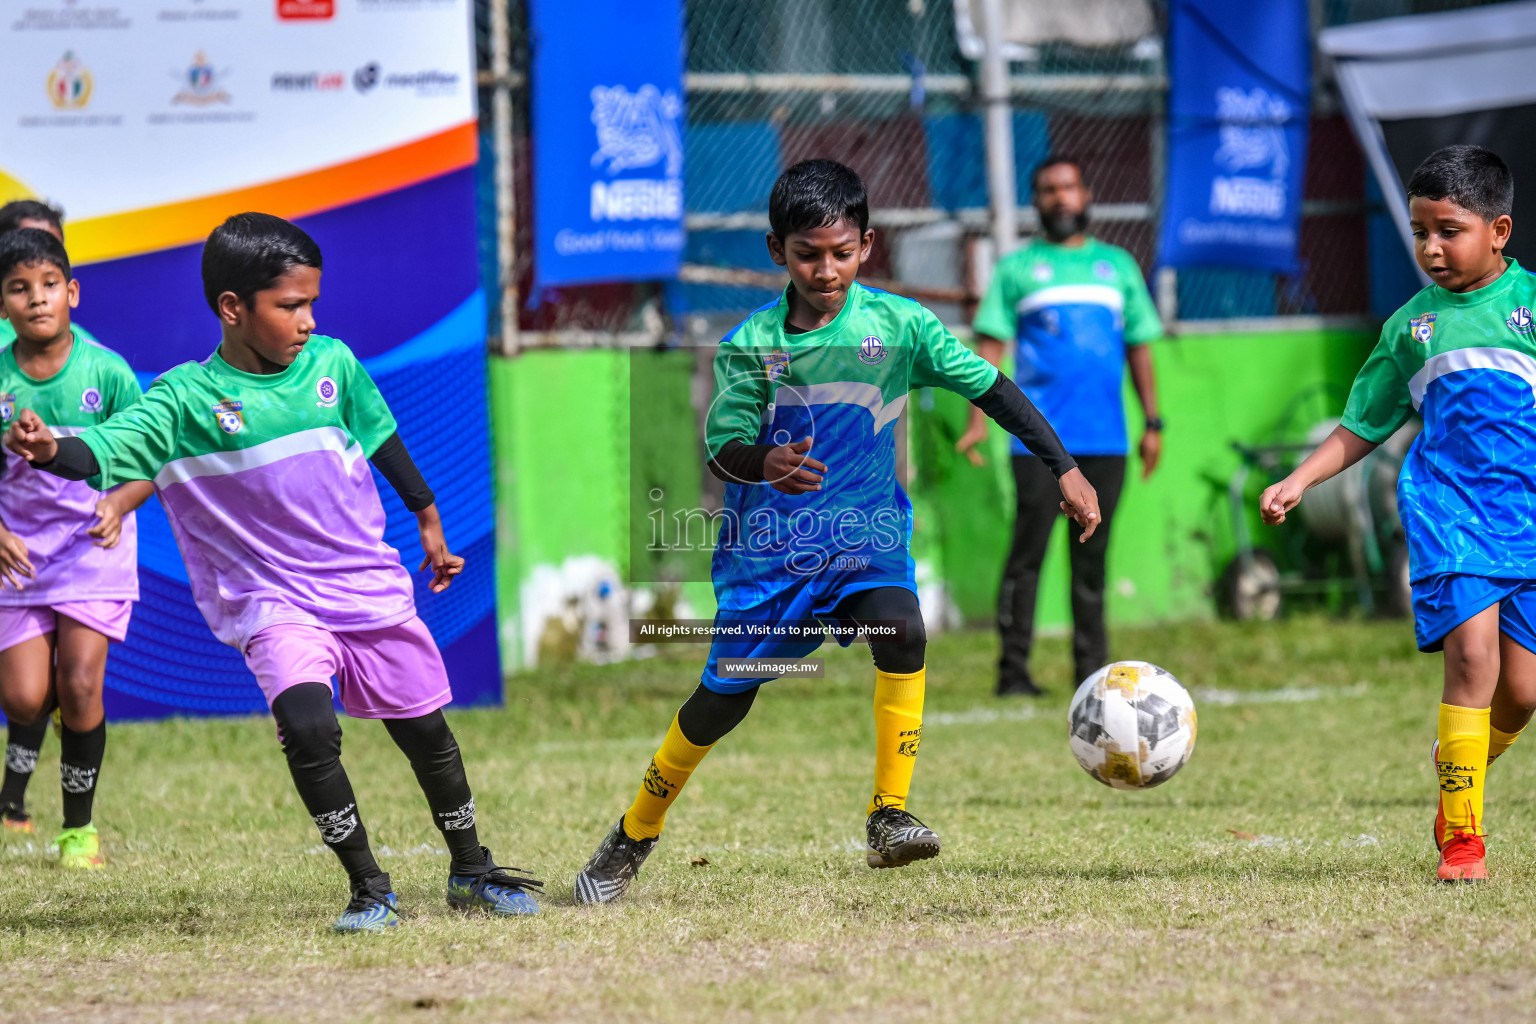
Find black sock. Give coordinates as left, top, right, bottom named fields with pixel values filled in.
left=271, top=684, right=382, bottom=888
left=59, top=720, right=105, bottom=829
left=2, top=715, right=48, bottom=812
left=383, top=711, right=487, bottom=874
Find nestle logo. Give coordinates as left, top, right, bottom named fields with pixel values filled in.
left=277, top=0, right=333, bottom=18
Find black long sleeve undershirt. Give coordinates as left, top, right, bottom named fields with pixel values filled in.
left=32, top=431, right=437, bottom=512
left=972, top=371, right=1077, bottom=478
left=705, top=370, right=1076, bottom=484
left=369, top=432, right=435, bottom=512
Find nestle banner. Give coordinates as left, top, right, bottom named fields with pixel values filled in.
left=529, top=0, right=685, bottom=290
left=1158, top=0, right=1310, bottom=273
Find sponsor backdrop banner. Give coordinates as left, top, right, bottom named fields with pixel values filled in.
left=529, top=0, right=685, bottom=291
left=1158, top=0, right=1310, bottom=273
left=0, top=0, right=499, bottom=718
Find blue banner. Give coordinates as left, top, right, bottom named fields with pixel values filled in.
left=1158, top=0, right=1310, bottom=273
left=530, top=0, right=685, bottom=291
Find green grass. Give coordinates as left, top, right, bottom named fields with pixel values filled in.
left=3, top=616, right=1533, bottom=1023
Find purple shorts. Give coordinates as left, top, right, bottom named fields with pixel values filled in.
left=0, top=600, right=133, bottom=653
left=243, top=616, right=452, bottom=719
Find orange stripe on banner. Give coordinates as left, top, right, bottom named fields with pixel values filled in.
left=68, top=121, right=477, bottom=266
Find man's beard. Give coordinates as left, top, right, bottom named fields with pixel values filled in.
left=1039, top=207, right=1089, bottom=242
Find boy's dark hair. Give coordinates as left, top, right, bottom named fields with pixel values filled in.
left=0, top=199, right=65, bottom=238
left=1406, top=145, right=1514, bottom=222
left=1032, top=155, right=1084, bottom=189
left=769, top=159, right=869, bottom=239
left=0, top=227, right=71, bottom=283
left=201, top=211, right=322, bottom=311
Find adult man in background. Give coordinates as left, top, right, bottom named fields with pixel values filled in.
left=957, top=157, right=1164, bottom=696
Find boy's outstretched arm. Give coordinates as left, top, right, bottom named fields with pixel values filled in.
left=1259, top=425, right=1379, bottom=525
left=3, top=409, right=98, bottom=479
left=369, top=432, right=464, bottom=592
left=972, top=372, right=1101, bottom=541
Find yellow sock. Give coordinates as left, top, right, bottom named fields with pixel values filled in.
left=1437, top=703, right=1491, bottom=842
left=622, top=715, right=713, bottom=841
left=869, top=667, right=925, bottom=816
left=1488, top=724, right=1524, bottom=765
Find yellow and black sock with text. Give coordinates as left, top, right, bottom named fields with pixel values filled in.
left=622, top=715, right=713, bottom=841
left=1437, top=703, right=1491, bottom=843
left=869, top=667, right=925, bottom=816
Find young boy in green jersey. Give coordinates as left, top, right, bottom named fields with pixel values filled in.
left=0, top=202, right=109, bottom=838
left=573, top=159, right=1101, bottom=903
left=1262, top=145, right=1536, bottom=882
left=0, top=229, right=152, bottom=865
left=5, top=213, right=543, bottom=928
left=0, top=201, right=101, bottom=351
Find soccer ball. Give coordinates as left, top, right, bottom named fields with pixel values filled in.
left=1067, top=660, right=1197, bottom=790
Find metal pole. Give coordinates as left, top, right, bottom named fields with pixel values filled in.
left=979, top=0, right=1017, bottom=258
left=490, top=0, right=520, bottom=356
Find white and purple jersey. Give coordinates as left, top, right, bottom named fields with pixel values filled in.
left=0, top=332, right=142, bottom=606
left=78, top=335, right=412, bottom=650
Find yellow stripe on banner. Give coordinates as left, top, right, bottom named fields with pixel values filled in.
left=66, top=121, right=478, bottom=266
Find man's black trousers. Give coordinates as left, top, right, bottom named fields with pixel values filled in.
left=996, top=454, right=1126, bottom=692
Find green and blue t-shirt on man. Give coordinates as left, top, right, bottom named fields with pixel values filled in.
left=959, top=157, right=1165, bottom=696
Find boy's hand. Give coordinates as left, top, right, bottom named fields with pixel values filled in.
left=415, top=505, right=465, bottom=593
left=764, top=436, right=826, bottom=495
left=0, top=528, right=34, bottom=592
left=1260, top=477, right=1307, bottom=525
left=1057, top=467, right=1101, bottom=542
left=88, top=496, right=125, bottom=549
left=3, top=409, right=58, bottom=465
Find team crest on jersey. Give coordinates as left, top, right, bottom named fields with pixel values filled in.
left=1092, top=259, right=1116, bottom=281
left=1508, top=306, right=1534, bottom=335
left=1031, top=264, right=1053, bottom=282
left=859, top=335, right=886, bottom=364
left=212, top=398, right=244, bottom=434
left=79, top=386, right=103, bottom=413
left=763, top=351, right=790, bottom=382
left=0, top=393, right=13, bottom=424
left=315, top=375, right=339, bottom=408
left=1409, top=312, right=1436, bottom=344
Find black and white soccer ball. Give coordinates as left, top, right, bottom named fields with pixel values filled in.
left=1067, top=660, right=1197, bottom=790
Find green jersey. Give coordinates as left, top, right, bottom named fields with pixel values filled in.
left=0, top=332, right=142, bottom=605
left=77, top=335, right=411, bottom=648
left=972, top=237, right=1160, bottom=455
left=1342, top=257, right=1536, bottom=581
left=706, top=282, right=998, bottom=610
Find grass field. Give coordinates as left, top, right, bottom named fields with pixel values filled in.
left=4, top=616, right=1535, bottom=1023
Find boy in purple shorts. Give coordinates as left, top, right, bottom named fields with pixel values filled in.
left=4, top=212, right=541, bottom=931
left=0, top=202, right=113, bottom=833
left=0, top=228, right=151, bottom=867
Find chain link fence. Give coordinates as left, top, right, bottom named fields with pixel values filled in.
left=473, top=0, right=1517, bottom=347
